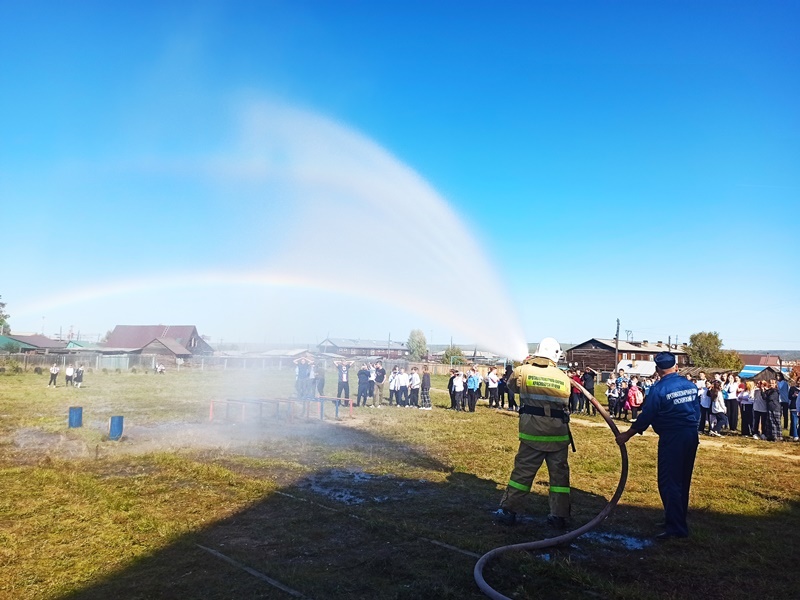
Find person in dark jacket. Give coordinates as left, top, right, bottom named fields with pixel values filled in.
left=420, top=365, right=432, bottom=410
left=616, top=352, right=700, bottom=540
left=763, top=379, right=783, bottom=441
left=581, top=367, right=597, bottom=415
left=356, top=365, right=370, bottom=407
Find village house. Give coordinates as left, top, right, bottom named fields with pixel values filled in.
left=103, top=325, right=214, bottom=358
left=566, top=338, right=690, bottom=372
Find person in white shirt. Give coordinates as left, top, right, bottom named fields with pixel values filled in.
left=395, top=368, right=410, bottom=407
left=738, top=381, right=755, bottom=437
left=452, top=370, right=465, bottom=411
left=724, top=373, right=740, bottom=432
left=65, top=364, right=75, bottom=387
left=408, top=367, right=421, bottom=408
left=48, top=363, right=60, bottom=387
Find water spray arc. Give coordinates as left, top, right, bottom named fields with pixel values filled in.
left=474, top=381, right=629, bottom=600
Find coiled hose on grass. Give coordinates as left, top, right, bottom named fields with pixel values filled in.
left=474, top=380, right=629, bottom=600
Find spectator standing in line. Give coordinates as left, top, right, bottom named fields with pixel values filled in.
left=408, top=366, right=421, bottom=408
left=64, top=364, right=74, bottom=387
left=738, top=381, right=755, bottom=437
left=48, top=363, right=59, bottom=387
left=498, top=374, right=509, bottom=410
left=487, top=367, right=500, bottom=409
left=777, top=373, right=790, bottom=432
left=752, top=380, right=768, bottom=439
left=368, top=363, right=376, bottom=400
left=763, top=378, right=783, bottom=441
left=708, top=381, right=728, bottom=437
left=606, top=379, right=619, bottom=416
left=388, top=366, right=399, bottom=406
left=696, top=372, right=711, bottom=434
left=504, top=364, right=518, bottom=411
left=294, top=357, right=314, bottom=400
left=724, top=373, right=739, bottom=433
left=74, top=364, right=85, bottom=388
left=581, top=367, right=597, bottom=415
left=618, top=380, right=630, bottom=420
left=356, top=364, right=371, bottom=406
left=447, top=369, right=457, bottom=410
left=616, top=369, right=630, bottom=394
left=627, top=379, right=644, bottom=421
left=395, top=367, right=410, bottom=407
left=334, top=360, right=352, bottom=402
left=789, top=379, right=799, bottom=441
left=372, top=361, right=386, bottom=407
left=452, top=370, right=465, bottom=411
left=466, top=368, right=481, bottom=412
left=420, top=365, right=432, bottom=410
left=574, top=369, right=586, bottom=414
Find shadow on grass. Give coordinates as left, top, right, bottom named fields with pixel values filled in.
left=56, top=416, right=800, bottom=600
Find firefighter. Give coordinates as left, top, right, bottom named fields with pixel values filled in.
left=496, top=337, right=573, bottom=528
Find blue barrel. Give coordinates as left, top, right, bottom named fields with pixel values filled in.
left=109, top=416, right=124, bottom=441
left=68, top=406, right=83, bottom=428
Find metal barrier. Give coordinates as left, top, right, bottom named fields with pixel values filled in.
left=208, top=396, right=356, bottom=423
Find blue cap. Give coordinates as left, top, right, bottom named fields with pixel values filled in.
left=654, top=352, right=676, bottom=369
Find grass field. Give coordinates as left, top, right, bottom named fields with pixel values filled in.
left=1, top=368, right=799, bottom=599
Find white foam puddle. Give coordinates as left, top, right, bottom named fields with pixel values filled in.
left=583, top=531, right=652, bottom=551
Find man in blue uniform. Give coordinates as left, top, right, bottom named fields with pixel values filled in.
left=616, top=352, right=700, bottom=540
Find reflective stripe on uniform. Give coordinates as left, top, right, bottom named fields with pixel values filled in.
left=507, top=479, right=531, bottom=492
left=549, top=486, right=570, bottom=494
left=520, top=393, right=567, bottom=404
left=519, top=432, right=570, bottom=442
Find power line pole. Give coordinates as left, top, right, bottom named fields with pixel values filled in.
left=614, top=318, right=620, bottom=369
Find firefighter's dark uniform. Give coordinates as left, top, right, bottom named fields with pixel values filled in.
left=500, top=356, right=572, bottom=519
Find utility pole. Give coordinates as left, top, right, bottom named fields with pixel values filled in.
left=614, top=318, right=620, bottom=370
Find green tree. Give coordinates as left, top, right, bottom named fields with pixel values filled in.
left=441, top=346, right=465, bottom=365
left=686, top=331, right=743, bottom=370
left=406, top=329, right=428, bottom=361
left=0, top=296, right=10, bottom=336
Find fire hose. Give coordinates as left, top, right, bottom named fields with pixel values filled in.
left=474, top=380, right=629, bottom=600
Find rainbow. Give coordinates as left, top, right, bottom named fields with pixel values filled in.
left=16, top=270, right=529, bottom=358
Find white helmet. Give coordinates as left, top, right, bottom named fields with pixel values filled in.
left=534, top=337, right=562, bottom=363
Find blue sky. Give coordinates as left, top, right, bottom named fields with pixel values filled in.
left=1, top=1, right=798, bottom=353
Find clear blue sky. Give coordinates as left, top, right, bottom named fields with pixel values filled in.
left=1, top=1, right=798, bottom=353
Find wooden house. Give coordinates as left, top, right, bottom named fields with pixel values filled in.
left=566, top=338, right=690, bottom=372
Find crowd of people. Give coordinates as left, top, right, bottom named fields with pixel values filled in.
left=294, top=357, right=799, bottom=443
left=605, top=368, right=799, bottom=442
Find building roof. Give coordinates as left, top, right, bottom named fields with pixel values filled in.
left=738, top=354, right=783, bottom=367
left=105, top=325, right=201, bottom=349
left=738, top=364, right=790, bottom=379
left=4, top=334, right=67, bottom=349
left=616, top=360, right=656, bottom=377
left=319, top=337, right=407, bottom=351
left=142, top=338, right=192, bottom=356
left=575, top=338, right=688, bottom=355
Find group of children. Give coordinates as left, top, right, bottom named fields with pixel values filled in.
left=47, top=362, right=85, bottom=388
left=446, top=365, right=517, bottom=412
left=605, top=369, right=653, bottom=421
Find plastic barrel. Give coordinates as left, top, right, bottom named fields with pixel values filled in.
left=68, top=406, right=83, bottom=428
left=109, top=416, right=124, bottom=441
